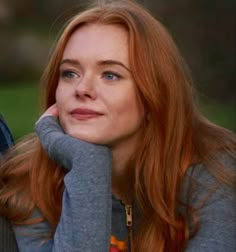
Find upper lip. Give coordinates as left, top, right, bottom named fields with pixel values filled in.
left=70, top=108, right=104, bottom=115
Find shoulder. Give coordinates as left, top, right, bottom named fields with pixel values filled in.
left=0, top=115, right=14, bottom=155
left=13, top=208, right=52, bottom=251
left=181, top=155, right=236, bottom=251
left=180, top=153, right=236, bottom=206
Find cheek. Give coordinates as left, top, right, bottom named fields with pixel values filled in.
left=55, top=85, right=69, bottom=111
left=129, top=96, right=145, bottom=129
left=126, top=89, right=144, bottom=117
left=115, top=91, right=144, bottom=126
left=55, top=86, right=69, bottom=129
left=55, top=86, right=63, bottom=105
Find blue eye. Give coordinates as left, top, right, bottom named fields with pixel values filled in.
left=61, top=70, right=78, bottom=79
left=102, top=71, right=122, bottom=81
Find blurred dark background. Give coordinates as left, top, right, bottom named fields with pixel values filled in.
left=0, top=0, right=235, bottom=139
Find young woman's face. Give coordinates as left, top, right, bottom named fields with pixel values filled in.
left=56, top=23, right=145, bottom=150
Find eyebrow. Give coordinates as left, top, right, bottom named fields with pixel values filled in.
left=60, top=58, right=131, bottom=72
left=97, top=60, right=131, bottom=73
left=60, top=59, right=80, bottom=67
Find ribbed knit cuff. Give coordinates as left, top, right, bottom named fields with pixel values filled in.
left=0, top=216, right=18, bottom=252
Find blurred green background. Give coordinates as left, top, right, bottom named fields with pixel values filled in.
left=0, top=0, right=235, bottom=140
left=0, top=83, right=235, bottom=140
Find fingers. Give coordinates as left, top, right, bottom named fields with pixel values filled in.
left=42, top=104, right=59, bottom=117
left=36, top=104, right=59, bottom=125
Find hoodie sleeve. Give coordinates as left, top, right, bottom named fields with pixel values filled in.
left=14, top=116, right=112, bottom=252
left=182, top=157, right=236, bottom=252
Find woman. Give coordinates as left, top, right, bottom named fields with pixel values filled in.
left=0, top=115, right=14, bottom=157
left=0, top=0, right=235, bottom=251
left=0, top=115, right=18, bottom=252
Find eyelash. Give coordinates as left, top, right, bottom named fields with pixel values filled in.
left=60, top=70, right=78, bottom=79
left=102, top=71, right=122, bottom=81
left=59, top=69, right=123, bottom=81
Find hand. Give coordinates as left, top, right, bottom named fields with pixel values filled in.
left=35, top=104, right=111, bottom=170
left=36, top=104, right=58, bottom=125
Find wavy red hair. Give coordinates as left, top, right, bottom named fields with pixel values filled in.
left=0, top=1, right=235, bottom=251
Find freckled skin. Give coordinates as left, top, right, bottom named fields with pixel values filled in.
left=56, top=23, right=145, bottom=156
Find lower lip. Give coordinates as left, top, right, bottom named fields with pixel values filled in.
left=71, top=113, right=102, bottom=120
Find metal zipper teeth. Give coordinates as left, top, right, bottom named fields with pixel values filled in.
left=125, top=204, right=133, bottom=251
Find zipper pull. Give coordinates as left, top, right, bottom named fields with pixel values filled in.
left=125, top=204, right=133, bottom=227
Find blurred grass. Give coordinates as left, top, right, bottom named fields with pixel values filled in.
left=0, top=83, right=235, bottom=140
left=0, top=83, right=40, bottom=140
left=199, top=99, right=235, bottom=132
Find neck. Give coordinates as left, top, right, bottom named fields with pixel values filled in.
left=111, top=136, right=139, bottom=204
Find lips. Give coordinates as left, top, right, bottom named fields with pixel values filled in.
left=70, top=108, right=104, bottom=120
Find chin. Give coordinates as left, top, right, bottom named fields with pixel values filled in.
left=67, top=129, right=102, bottom=144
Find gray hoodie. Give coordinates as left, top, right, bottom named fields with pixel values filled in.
left=13, top=116, right=236, bottom=251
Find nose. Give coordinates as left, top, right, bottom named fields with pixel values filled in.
left=74, top=75, right=97, bottom=100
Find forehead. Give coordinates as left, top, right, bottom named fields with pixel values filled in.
left=62, top=23, right=129, bottom=64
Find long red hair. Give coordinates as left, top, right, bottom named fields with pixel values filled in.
left=0, top=1, right=235, bottom=251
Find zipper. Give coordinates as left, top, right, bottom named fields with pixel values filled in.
left=125, top=204, right=133, bottom=251
left=125, top=204, right=133, bottom=227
